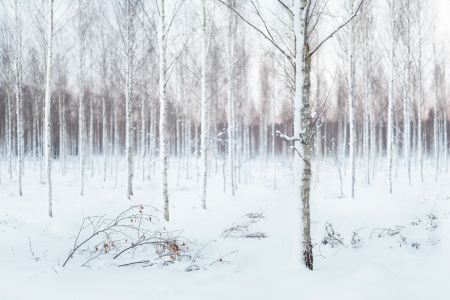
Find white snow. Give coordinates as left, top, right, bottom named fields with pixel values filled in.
left=1, top=158, right=449, bottom=299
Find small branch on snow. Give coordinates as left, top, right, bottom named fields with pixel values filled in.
left=209, top=250, right=238, bottom=266
left=118, top=260, right=152, bottom=267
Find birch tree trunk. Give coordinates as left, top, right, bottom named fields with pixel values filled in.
left=58, top=88, right=63, bottom=174
left=62, top=94, right=66, bottom=175
left=7, top=85, right=12, bottom=179
left=141, top=95, right=146, bottom=182
left=159, top=0, right=169, bottom=221
left=227, top=0, right=235, bottom=196
left=272, top=75, right=276, bottom=190
left=433, top=41, right=438, bottom=182
left=417, top=9, right=423, bottom=182
left=348, top=4, right=355, bottom=198
left=78, top=0, right=85, bottom=196
left=403, top=1, right=411, bottom=185
left=293, top=0, right=312, bottom=270
left=126, top=0, right=134, bottom=199
left=102, top=89, right=107, bottom=182
left=114, top=95, right=118, bottom=186
left=387, top=1, right=395, bottom=194
left=89, top=80, right=94, bottom=177
left=44, top=0, right=54, bottom=217
left=14, top=0, right=23, bottom=196
left=200, top=0, right=208, bottom=209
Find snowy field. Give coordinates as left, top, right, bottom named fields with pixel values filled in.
left=1, top=158, right=450, bottom=299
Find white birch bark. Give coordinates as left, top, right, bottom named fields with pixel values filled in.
left=417, top=3, right=423, bottom=182
left=125, top=0, right=134, bottom=199
left=227, top=0, right=235, bottom=196
left=102, top=75, right=107, bottom=182
left=14, top=0, right=23, bottom=196
left=433, top=41, right=438, bottom=182
left=200, top=0, right=208, bottom=209
left=293, top=0, right=312, bottom=270
left=403, top=1, right=411, bottom=185
left=159, top=0, right=169, bottom=221
left=114, top=95, right=118, bottom=186
left=44, top=0, right=54, bottom=217
left=387, top=0, right=395, bottom=194
left=348, top=3, right=355, bottom=198
left=89, top=86, right=94, bottom=178
left=7, top=84, right=12, bottom=179
left=58, top=88, right=63, bottom=174
left=78, top=0, right=85, bottom=196
left=141, top=95, right=146, bottom=182
left=272, top=78, right=276, bottom=190
left=62, top=93, right=66, bottom=175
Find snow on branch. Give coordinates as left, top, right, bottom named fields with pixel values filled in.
left=276, top=130, right=301, bottom=142
left=276, top=130, right=303, bottom=159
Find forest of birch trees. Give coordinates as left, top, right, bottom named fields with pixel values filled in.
left=0, top=0, right=449, bottom=269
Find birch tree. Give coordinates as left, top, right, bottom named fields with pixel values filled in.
left=222, top=0, right=365, bottom=269
left=347, top=0, right=356, bottom=198
left=433, top=34, right=439, bottom=182
left=44, top=0, right=54, bottom=217
left=125, top=0, right=135, bottom=199
left=415, top=0, right=426, bottom=182
left=200, top=0, right=208, bottom=208
left=14, top=0, right=23, bottom=196
left=386, top=0, right=396, bottom=194
left=78, top=0, right=85, bottom=196
left=227, top=0, right=236, bottom=197
left=402, top=0, right=411, bottom=185
left=159, top=0, right=169, bottom=221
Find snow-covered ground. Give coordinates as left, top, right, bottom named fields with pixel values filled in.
left=1, top=158, right=449, bottom=299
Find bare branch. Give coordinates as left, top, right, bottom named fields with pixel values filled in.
left=215, top=0, right=294, bottom=67
left=309, top=0, right=366, bottom=57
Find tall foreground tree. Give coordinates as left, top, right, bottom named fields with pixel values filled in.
left=44, top=0, right=54, bottom=217
left=222, top=0, right=366, bottom=269
left=292, top=0, right=364, bottom=269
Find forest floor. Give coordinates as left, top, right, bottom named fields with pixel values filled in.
left=0, top=158, right=449, bottom=299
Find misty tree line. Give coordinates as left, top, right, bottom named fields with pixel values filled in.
left=0, top=0, right=449, bottom=269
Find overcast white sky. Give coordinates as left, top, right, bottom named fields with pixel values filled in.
left=436, top=0, right=450, bottom=40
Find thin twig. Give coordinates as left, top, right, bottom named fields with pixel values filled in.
left=209, top=250, right=238, bottom=266
left=29, top=237, right=34, bottom=257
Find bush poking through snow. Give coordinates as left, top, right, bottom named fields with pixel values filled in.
left=322, top=222, right=344, bottom=248
left=411, top=217, right=421, bottom=226
left=397, top=235, right=407, bottom=247
left=411, top=242, right=420, bottom=249
left=351, top=228, right=364, bottom=248
left=245, top=213, right=265, bottom=220
left=221, top=213, right=267, bottom=239
left=426, top=213, right=438, bottom=231
left=369, top=226, right=404, bottom=239
left=63, top=205, right=195, bottom=268
left=427, top=237, right=440, bottom=246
